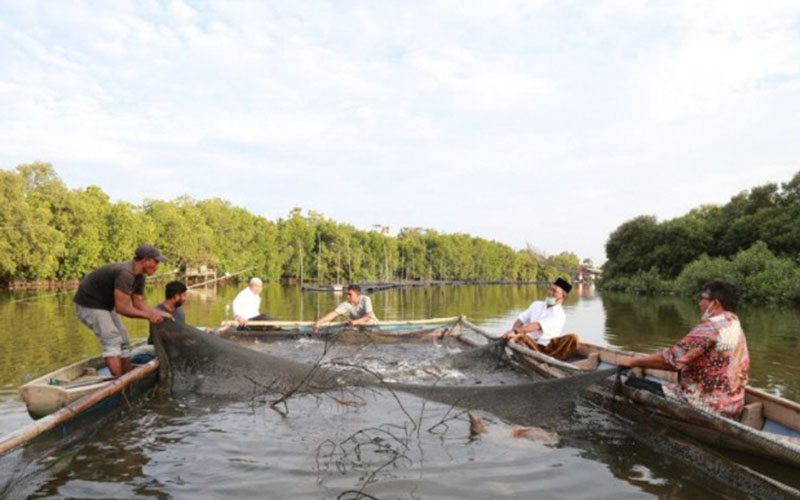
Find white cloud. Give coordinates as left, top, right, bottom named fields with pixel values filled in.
left=0, top=1, right=799, bottom=264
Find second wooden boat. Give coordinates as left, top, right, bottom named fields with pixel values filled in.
left=219, top=316, right=466, bottom=342
left=505, top=340, right=800, bottom=469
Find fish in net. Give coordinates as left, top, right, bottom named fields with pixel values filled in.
left=152, top=322, right=614, bottom=429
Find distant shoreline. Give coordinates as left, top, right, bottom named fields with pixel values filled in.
left=3, top=278, right=561, bottom=292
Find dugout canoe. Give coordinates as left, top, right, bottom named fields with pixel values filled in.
left=219, top=316, right=467, bottom=342
left=505, top=340, right=800, bottom=468
left=17, top=342, right=159, bottom=420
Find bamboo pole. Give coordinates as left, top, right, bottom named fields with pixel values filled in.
left=505, top=342, right=584, bottom=374
left=187, top=267, right=254, bottom=289
left=11, top=290, right=71, bottom=304
left=458, top=317, right=496, bottom=340
left=0, top=359, right=160, bottom=456
left=459, top=316, right=587, bottom=374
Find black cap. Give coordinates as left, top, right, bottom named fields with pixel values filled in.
left=554, top=277, right=572, bottom=294
left=134, top=244, right=168, bottom=263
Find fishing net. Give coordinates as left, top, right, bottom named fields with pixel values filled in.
left=430, top=338, right=511, bottom=371
left=152, top=320, right=372, bottom=399
left=152, top=321, right=615, bottom=429
left=5, top=321, right=800, bottom=500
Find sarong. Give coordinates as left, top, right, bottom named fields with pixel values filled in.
left=518, top=333, right=580, bottom=361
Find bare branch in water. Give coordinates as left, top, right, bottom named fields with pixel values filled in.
left=269, top=332, right=334, bottom=414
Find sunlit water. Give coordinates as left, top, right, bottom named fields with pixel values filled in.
left=1, top=284, right=799, bottom=499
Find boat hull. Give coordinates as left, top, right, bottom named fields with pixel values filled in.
left=221, top=316, right=465, bottom=343
left=506, top=340, right=800, bottom=468
left=18, top=341, right=157, bottom=420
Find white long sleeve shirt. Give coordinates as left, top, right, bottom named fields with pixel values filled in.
left=516, top=301, right=566, bottom=346
left=232, top=287, right=261, bottom=320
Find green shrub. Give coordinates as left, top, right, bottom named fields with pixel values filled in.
left=599, top=267, right=672, bottom=295
left=674, top=241, right=800, bottom=305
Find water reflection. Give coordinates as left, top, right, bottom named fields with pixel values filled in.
left=601, top=292, right=800, bottom=401
left=2, top=284, right=800, bottom=499
left=1, top=284, right=798, bottom=400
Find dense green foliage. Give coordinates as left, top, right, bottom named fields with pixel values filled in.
left=673, top=242, right=800, bottom=305
left=0, top=163, right=580, bottom=284
left=602, top=170, right=800, bottom=304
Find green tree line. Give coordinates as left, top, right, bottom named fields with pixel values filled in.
left=601, top=170, right=800, bottom=304
left=0, top=163, right=580, bottom=284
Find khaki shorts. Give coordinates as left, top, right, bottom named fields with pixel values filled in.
left=74, top=303, right=131, bottom=358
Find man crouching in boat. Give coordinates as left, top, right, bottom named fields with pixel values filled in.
left=502, top=278, right=579, bottom=360
left=73, top=244, right=174, bottom=377
left=617, top=281, right=750, bottom=419
left=312, top=284, right=378, bottom=333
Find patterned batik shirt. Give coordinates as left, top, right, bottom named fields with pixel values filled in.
left=660, top=311, right=750, bottom=418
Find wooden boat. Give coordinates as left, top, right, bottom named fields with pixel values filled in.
left=1, top=359, right=159, bottom=459
left=300, top=284, right=344, bottom=292
left=504, top=339, right=800, bottom=468
left=219, top=316, right=467, bottom=342
left=17, top=342, right=159, bottom=420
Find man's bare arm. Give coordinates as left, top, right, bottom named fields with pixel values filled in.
left=114, top=290, right=150, bottom=319
left=350, top=313, right=375, bottom=325
left=133, top=293, right=174, bottom=322
left=503, top=319, right=542, bottom=339
left=115, top=291, right=173, bottom=323
left=312, top=311, right=340, bottom=332
left=617, top=352, right=672, bottom=370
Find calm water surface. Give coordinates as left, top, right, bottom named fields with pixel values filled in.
left=1, top=284, right=799, bottom=499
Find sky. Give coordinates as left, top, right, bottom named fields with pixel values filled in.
left=1, top=1, right=799, bottom=264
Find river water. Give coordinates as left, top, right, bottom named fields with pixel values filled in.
left=1, top=284, right=799, bottom=499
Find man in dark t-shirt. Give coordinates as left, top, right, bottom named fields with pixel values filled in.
left=73, top=244, right=174, bottom=376
left=148, top=281, right=187, bottom=344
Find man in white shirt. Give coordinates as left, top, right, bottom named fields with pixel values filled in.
left=502, top=278, right=578, bottom=360
left=232, top=277, right=269, bottom=326
left=312, top=284, right=378, bottom=333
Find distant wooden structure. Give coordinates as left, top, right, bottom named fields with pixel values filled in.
left=575, top=265, right=602, bottom=284
left=182, top=264, right=216, bottom=285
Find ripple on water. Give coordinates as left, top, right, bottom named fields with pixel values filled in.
left=8, top=383, right=756, bottom=500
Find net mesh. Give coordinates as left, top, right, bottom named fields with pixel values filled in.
left=153, top=321, right=614, bottom=429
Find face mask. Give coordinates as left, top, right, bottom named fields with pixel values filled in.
left=701, top=302, right=714, bottom=321
left=545, top=296, right=557, bottom=307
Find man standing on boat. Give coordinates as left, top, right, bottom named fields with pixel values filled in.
left=502, top=278, right=579, bottom=360
left=617, top=281, right=749, bottom=418
left=312, top=284, right=378, bottom=333
left=232, top=277, right=272, bottom=325
left=73, top=244, right=174, bottom=377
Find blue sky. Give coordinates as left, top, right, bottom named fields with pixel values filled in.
left=1, top=1, right=799, bottom=264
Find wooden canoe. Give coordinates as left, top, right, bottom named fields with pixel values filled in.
left=219, top=316, right=466, bottom=342
left=505, top=339, right=800, bottom=468
left=2, top=359, right=159, bottom=458
left=17, top=341, right=159, bottom=420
